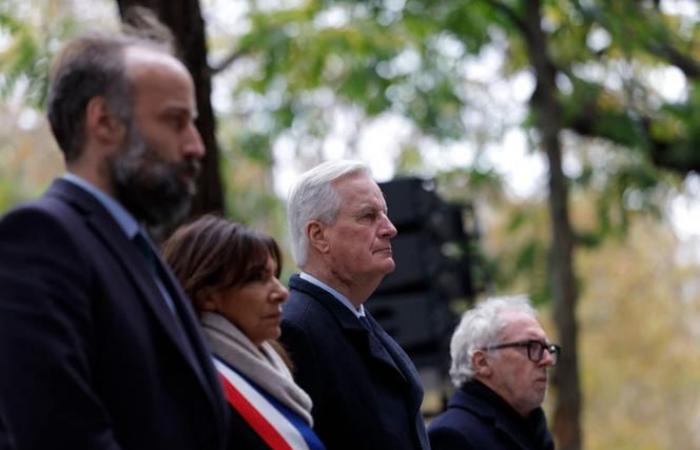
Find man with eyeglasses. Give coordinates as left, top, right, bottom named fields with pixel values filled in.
left=428, top=295, right=558, bottom=450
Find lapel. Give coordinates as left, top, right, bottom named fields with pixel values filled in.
left=135, top=230, right=219, bottom=383
left=289, top=275, right=415, bottom=387
left=47, top=179, right=227, bottom=424
left=364, top=311, right=425, bottom=403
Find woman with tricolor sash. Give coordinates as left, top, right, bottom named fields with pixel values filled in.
left=163, top=215, right=326, bottom=450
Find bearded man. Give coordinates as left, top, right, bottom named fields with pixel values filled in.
left=0, top=27, right=229, bottom=450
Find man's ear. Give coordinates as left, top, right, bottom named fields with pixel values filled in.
left=85, top=96, right=126, bottom=150
left=472, top=350, right=492, bottom=378
left=307, top=220, right=329, bottom=254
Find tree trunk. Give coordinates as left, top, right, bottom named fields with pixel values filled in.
left=114, top=0, right=224, bottom=225
left=522, top=1, right=582, bottom=449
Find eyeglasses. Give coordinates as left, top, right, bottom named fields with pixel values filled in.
left=483, top=340, right=561, bottom=365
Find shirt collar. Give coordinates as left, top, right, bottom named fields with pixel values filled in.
left=61, top=172, right=140, bottom=239
left=299, top=272, right=366, bottom=318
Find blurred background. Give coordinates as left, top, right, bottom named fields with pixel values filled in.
left=2, top=0, right=700, bottom=448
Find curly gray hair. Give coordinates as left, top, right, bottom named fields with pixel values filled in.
left=449, top=295, right=538, bottom=387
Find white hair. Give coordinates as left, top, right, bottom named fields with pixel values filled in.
left=449, top=294, right=538, bottom=388
left=287, top=160, right=371, bottom=267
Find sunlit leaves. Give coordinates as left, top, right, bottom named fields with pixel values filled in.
left=226, top=0, right=482, bottom=159
left=578, top=218, right=700, bottom=450
left=0, top=1, right=79, bottom=108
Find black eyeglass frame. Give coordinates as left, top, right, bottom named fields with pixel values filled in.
left=482, top=339, right=561, bottom=364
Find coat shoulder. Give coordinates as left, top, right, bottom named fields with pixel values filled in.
left=428, top=400, right=491, bottom=450
left=283, top=286, right=335, bottom=331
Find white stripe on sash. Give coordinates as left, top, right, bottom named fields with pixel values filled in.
left=214, top=358, right=311, bottom=450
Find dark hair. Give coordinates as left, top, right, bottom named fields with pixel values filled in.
left=47, top=7, right=174, bottom=161
left=161, top=214, right=283, bottom=310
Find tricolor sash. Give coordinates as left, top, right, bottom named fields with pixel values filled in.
left=214, top=357, right=324, bottom=450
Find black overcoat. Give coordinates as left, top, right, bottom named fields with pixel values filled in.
left=281, top=275, right=430, bottom=450
left=428, top=380, right=555, bottom=450
left=0, top=179, right=229, bottom=450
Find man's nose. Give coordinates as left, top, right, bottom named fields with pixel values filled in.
left=183, top=122, right=205, bottom=159
left=379, top=213, right=397, bottom=238
left=540, top=348, right=557, bottom=367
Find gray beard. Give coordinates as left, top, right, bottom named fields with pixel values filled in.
left=111, top=128, right=199, bottom=229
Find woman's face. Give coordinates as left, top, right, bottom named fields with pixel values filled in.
left=210, top=253, right=288, bottom=346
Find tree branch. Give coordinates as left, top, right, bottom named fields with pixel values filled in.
left=209, top=48, right=248, bottom=75
left=560, top=87, right=700, bottom=174
left=647, top=41, right=700, bottom=80
left=572, top=1, right=700, bottom=81
left=482, top=0, right=530, bottom=39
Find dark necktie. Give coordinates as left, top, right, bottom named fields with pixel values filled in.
left=132, top=230, right=178, bottom=314
left=358, top=314, right=373, bottom=332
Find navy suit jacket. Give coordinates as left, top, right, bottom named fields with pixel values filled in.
left=280, top=275, right=430, bottom=450
left=0, top=179, right=229, bottom=450
left=428, top=381, right=554, bottom=450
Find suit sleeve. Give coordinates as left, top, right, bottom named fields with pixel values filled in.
left=0, top=207, right=122, bottom=450
left=428, top=425, right=474, bottom=450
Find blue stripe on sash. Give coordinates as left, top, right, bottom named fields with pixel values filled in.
left=216, top=357, right=326, bottom=450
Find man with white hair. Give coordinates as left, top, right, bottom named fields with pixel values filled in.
left=281, top=160, right=430, bottom=449
left=428, top=296, right=558, bottom=450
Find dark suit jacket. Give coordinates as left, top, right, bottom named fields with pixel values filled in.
left=0, top=179, right=229, bottom=450
left=226, top=407, right=271, bottom=450
left=0, top=410, right=14, bottom=450
left=280, top=275, right=429, bottom=450
left=428, top=380, right=554, bottom=450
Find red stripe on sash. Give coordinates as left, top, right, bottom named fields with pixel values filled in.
left=219, top=373, right=293, bottom=450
